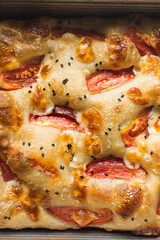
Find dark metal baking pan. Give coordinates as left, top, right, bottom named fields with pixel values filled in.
left=0, top=0, right=160, bottom=239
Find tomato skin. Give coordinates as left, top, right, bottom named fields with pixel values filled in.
left=30, top=105, right=84, bottom=132
left=48, top=206, right=112, bottom=226
left=52, top=27, right=105, bottom=41
left=87, top=67, right=135, bottom=94
left=121, top=107, right=151, bottom=148
left=0, top=55, right=44, bottom=90
left=125, top=26, right=157, bottom=56
left=85, top=157, right=147, bottom=183
left=0, top=159, right=17, bottom=182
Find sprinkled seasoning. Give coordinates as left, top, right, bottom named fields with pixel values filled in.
left=118, top=98, right=121, bottom=102
left=55, top=59, right=59, bottom=63
left=52, top=143, right=55, bottom=147
left=40, top=147, right=43, bottom=150
left=61, top=64, right=63, bottom=68
left=42, top=153, right=45, bottom=157
left=22, top=142, right=25, bottom=146
left=105, top=132, right=108, bottom=135
left=65, top=101, right=69, bottom=106
left=60, top=166, right=65, bottom=170
left=70, top=57, right=73, bottom=60
left=28, top=142, right=31, bottom=147
left=62, top=78, right=68, bottom=84
left=80, top=176, right=84, bottom=179
left=68, top=62, right=71, bottom=66
left=55, top=192, right=59, bottom=195
left=28, top=90, right=32, bottom=93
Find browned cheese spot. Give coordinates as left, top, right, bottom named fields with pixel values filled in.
left=40, top=64, right=51, bottom=80
left=107, top=36, right=128, bottom=70
left=84, top=134, right=102, bottom=156
left=141, top=56, right=160, bottom=78
left=81, top=107, right=103, bottom=132
left=127, top=87, right=151, bottom=105
left=77, top=37, right=95, bottom=63
left=31, top=84, right=48, bottom=108
left=72, top=165, right=87, bottom=201
left=116, top=185, right=143, bottom=218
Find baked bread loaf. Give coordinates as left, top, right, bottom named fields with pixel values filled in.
left=0, top=14, right=160, bottom=236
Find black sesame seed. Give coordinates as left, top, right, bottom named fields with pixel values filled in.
left=55, top=192, right=59, bottom=195
left=99, top=61, right=102, bottom=65
left=144, top=219, right=148, bottom=222
left=42, top=153, right=45, bottom=157
left=45, top=189, right=49, bottom=193
left=52, top=144, right=55, bottom=147
left=118, top=98, right=121, bottom=101
left=28, top=142, right=31, bottom=147
left=84, top=95, right=87, bottom=99
left=22, top=142, right=25, bottom=146
left=66, top=93, right=69, bottom=96
left=68, top=62, right=71, bottom=66
left=40, top=147, right=43, bottom=150
left=95, top=63, right=98, bottom=67
left=80, top=176, right=84, bottom=179
left=70, top=57, right=73, bottom=60
left=121, top=94, right=124, bottom=98
left=62, top=78, right=68, bottom=84
left=105, top=132, right=108, bottom=135
left=131, top=218, right=134, bottom=221
left=67, top=143, right=72, bottom=150
left=53, top=92, right=56, bottom=96
left=108, top=127, right=112, bottom=131
left=60, top=166, right=65, bottom=170
left=4, top=216, right=7, bottom=219
left=28, top=90, right=31, bottom=93
left=48, top=83, right=51, bottom=87
left=61, top=64, right=63, bottom=68
left=144, top=135, right=147, bottom=139
left=105, top=173, right=108, bottom=176
left=91, top=171, right=94, bottom=175
left=55, top=59, right=59, bottom=63
left=65, top=101, right=69, bottom=106
left=43, top=88, right=46, bottom=91
left=8, top=217, right=11, bottom=220
left=150, top=151, right=153, bottom=155
left=30, top=86, right=32, bottom=88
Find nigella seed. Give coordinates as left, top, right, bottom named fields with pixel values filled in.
left=66, top=93, right=69, bottom=96
left=68, top=62, right=71, bottom=66
left=40, top=147, right=43, bottom=150
left=52, top=144, right=55, bottom=147
left=121, top=94, right=124, bottom=98
left=22, top=142, right=25, bottom=146
left=43, top=88, right=46, bottom=91
left=131, top=218, right=134, bottom=221
left=144, top=219, right=148, bottom=222
left=84, top=95, right=87, bottom=99
left=67, top=144, right=72, bottom=150
left=61, top=64, right=63, bottom=68
left=158, top=116, right=160, bottom=119
left=99, top=61, right=102, bottom=65
left=48, top=83, right=51, bottom=86
left=30, top=86, right=32, bottom=88
left=4, top=216, right=8, bottom=219
left=28, top=90, right=31, bottom=93
left=8, top=217, right=11, bottom=220
left=80, top=176, right=84, bottom=179
left=62, top=78, right=68, bottom=84
left=55, top=192, right=59, bottom=195
left=150, top=151, right=153, bottom=155
left=95, top=63, right=98, bottom=67
left=65, top=101, right=69, bottom=105
left=55, top=59, right=59, bottom=63
left=108, top=127, right=112, bottom=131
left=52, top=108, right=55, bottom=113
left=60, top=166, right=65, bottom=170
left=70, top=57, right=73, bottom=60
left=105, top=132, right=108, bottom=135
left=96, top=68, right=99, bottom=72
left=28, top=143, right=31, bottom=147
left=45, top=189, right=49, bottom=193
left=42, top=153, right=45, bottom=157
left=105, top=173, right=108, bottom=176
left=118, top=98, right=121, bottom=102
left=91, top=171, right=94, bottom=175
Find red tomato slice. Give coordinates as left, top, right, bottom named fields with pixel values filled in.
left=48, top=206, right=112, bottom=226
left=0, top=159, right=17, bottom=182
left=0, top=55, right=44, bottom=90
left=30, top=105, right=84, bottom=132
left=52, top=27, right=105, bottom=41
left=85, top=157, right=147, bottom=182
left=121, top=107, right=151, bottom=147
left=157, top=195, right=160, bottom=215
left=125, top=26, right=157, bottom=56
left=87, top=67, right=135, bottom=94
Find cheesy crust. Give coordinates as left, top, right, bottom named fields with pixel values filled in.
left=0, top=14, right=160, bottom=236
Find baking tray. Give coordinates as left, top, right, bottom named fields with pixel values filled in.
left=0, top=0, right=160, bottom=239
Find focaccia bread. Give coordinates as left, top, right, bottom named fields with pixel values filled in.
left=0, top=14, right=160, bottom=236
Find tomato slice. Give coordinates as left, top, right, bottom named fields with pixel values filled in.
left=52, top=27, right=105, bottom=41
left=0, top=159, right=17, bottom=182
left=87, top=67, right=135, bottom=94
left=121, top=107, right=151, bottom=147
left=30, top=105, right=84, bottom=132
left=85, top=157, right=147, bottom=182
left=125, top=26, right=157, bottom=56
left=48, top=206, right=112, bottom=226
left=0, top=55, right=44, bottom=90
